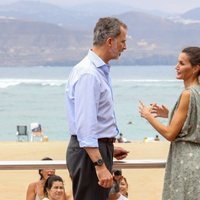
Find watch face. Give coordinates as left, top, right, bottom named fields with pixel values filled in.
left=97, top=159, right=103, bottom=166
left=94, top=159, right=104, bottom=166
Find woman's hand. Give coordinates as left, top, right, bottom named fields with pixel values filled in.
left=150, top=103, right=169, bottom=118
left=139, top=101, right=152, bottom=119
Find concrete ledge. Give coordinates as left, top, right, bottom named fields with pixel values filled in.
left=0, top=159, right=166, bottom=170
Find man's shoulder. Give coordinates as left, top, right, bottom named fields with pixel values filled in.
left=75, top=55, right=91, bottom=67
left=67, top=58, right=99, bottom=86
left=73, top=56, right=98, bottom=75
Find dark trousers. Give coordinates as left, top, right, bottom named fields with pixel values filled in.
left=66, top=136, right=114, bottom=200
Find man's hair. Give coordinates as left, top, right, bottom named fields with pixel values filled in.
left=93, top=17, right=127, bottom=46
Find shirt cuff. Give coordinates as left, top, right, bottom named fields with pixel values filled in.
left=78, top=136, right=99, bottom=148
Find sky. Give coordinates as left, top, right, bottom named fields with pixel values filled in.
left=0, top=0, right=199, bottom=13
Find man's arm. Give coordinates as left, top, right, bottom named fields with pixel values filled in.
left=84, top=147, right=113, bottom=188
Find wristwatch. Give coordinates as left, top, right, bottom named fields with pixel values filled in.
left=93, top=158, right=104, bottom=166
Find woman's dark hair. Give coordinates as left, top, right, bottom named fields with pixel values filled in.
left=39, top=157, right=53, bottom=180
left=182, top=47, right=200, bottom=67
left=43, top=175, right=64, bottom=196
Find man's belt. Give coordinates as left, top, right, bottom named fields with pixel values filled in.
left=98, top=137, right=116, bottom=143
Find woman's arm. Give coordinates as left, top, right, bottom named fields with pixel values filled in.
left=26, top=183, right=36, bottom=200
left=139, top=90, right=190, bottom=141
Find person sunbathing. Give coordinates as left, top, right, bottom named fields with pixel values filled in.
left=26, top=157, right=68, bottom=200
left=109, top=176, right=128, bottom=200
left=43, top=175, right=65, bottom=200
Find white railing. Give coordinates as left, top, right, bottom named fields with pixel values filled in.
left=0, top=160, right=166, bottom=170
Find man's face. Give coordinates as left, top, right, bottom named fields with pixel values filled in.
left=109, top=26, right=127, bottom=60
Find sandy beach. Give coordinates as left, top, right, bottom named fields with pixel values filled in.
left=0, top=141, right=170, bottom=200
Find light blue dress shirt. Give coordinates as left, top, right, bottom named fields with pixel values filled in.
left=66, top=49, right=118, bottom=147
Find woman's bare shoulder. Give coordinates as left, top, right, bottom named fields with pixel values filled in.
left=180, top=89, right=190, bottom=102
left=27, top=181, right=39, bottom=189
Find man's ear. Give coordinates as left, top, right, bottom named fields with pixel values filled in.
left=106, top=37, right=113, bottom=47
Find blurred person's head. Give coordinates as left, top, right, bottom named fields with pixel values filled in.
left=118, top=176, right=128, bottom=197
left=113, top=169, right=122, bottom=181
left=44, top=175, right=64, bottom=200
left=39, top=157, right=55, bottom=180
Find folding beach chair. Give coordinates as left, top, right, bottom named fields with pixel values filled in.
left=30, top=122, right=44, bottom=142
left=16, top=125, right=29, bottom=142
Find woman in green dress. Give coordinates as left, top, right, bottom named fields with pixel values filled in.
left=139, top=46, right=200, bottom=200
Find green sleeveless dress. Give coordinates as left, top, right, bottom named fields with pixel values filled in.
left=162, top=85, right=200, bottom=200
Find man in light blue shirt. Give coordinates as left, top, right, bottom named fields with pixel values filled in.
left=66, top=17, right=129, bottom=200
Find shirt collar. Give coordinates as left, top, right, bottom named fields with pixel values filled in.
left=87, top=49, right=110, bottom=75
left=88, top=49, right=107, bottom=68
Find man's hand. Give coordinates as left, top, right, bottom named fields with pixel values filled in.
left=95, top=165, right=113, bottom=188
left=113, top=146, right=129, bottom=160
left=84, top=147, right=113, bottom=188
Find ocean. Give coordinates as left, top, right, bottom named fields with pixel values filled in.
left=0, top=65, right=183, bottom=141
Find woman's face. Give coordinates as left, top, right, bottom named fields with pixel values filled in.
left=47, top=181, right=64, bottom=200
left=119, top=178, right=128, bottom=196
left=176, top=52, right=193, bottom=81
left=41, top=169, right=55, bottom=180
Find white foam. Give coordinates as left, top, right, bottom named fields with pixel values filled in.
left=115, top=79, right=179, bottom=82
left=0, top=79, right=66, bottom=88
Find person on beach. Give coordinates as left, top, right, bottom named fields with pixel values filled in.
left=109, top=176, right=128, bottom=200
left=139, top=46, right=200, bottom=200
left=118, top=176, right=128, bottom=199
left=113, top=169, right=123, bottom=182
left=154, top=135, right=160, bottom=141
left=117, top=133, right=131, bottom=143
left=66, top=17, right=129, bottom=200
left=43, top=175, right=65, bottom=200
left=26, top=157, right=68, bottom=200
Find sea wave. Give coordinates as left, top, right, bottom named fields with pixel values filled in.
left=0, top=79, right=66, bottom=88
left=113, top=79, right=182, bottom=87
left=116, top=79, right=179, bottom=82
left=0, top=78, right=181, bottom=89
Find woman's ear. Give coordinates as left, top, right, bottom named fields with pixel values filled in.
left=193, top=65, right=200, bottom=75
left=198, top=66, right=200, bottom=76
